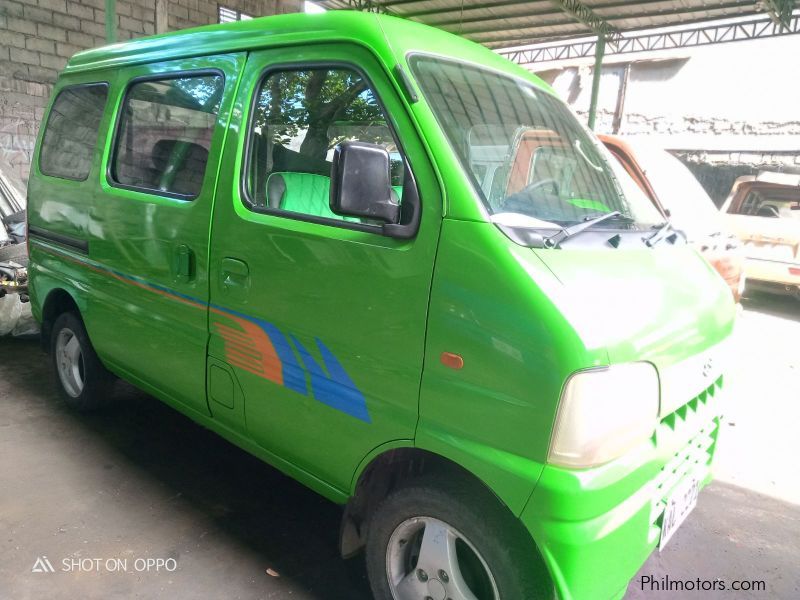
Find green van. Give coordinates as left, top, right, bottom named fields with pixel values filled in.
left=27, top=11, right=735, bottom=600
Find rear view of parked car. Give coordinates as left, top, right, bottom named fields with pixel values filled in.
left=26, top=11, right=736, bottom=600
left=722, top=171, right=800, bottom=300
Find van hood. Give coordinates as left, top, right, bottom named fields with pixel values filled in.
left=529, top=243, right=735, bottom=385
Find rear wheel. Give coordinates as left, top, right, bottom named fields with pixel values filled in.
left=50, top=312, right=113, bottom=411
left=365, top=480, right=550, bottom=600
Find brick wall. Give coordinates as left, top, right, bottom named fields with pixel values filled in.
left=167, top=1, right=301, bottom=33
left=0, top=0, right=302, bottom=182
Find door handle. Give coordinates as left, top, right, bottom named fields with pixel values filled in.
left=172, top=244, right=195, bottom=282
left=221, top=257, right=250, bottom=292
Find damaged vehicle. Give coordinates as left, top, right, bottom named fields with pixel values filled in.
left=1, top=160, right=37, bottom=336
left=722, top=171, right=800, bottom=300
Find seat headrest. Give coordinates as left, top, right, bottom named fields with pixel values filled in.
left=267, top=173, right=287, bottom=209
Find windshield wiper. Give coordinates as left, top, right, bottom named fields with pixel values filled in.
left=645, top=221, right=679, bottom=247
left=543, top=211, right=630, bottom=248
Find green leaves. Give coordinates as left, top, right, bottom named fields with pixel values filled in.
left=253, top=68, right=388, bottom=160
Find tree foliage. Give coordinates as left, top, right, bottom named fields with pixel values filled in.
left=253, top=69, right=391, bottom=160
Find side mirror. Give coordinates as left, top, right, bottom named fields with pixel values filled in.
left=330, top=141, right=400, bottom=224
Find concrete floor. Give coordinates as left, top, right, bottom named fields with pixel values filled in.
left=1, top=292, right=799, bottom=600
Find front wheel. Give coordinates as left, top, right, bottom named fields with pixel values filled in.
left=365, top=480, right=550, bottom=600
left=50, top=312, right=113, bottom=411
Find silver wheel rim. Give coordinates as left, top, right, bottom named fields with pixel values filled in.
left=55, top=328, right=85, bottom=398
left=386, top=516, right=500, bottom=600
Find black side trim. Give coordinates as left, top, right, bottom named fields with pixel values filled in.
left=28, top=226, right=89, bottom=254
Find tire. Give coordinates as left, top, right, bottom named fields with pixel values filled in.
left=50, top=312, right=113, bottom=411
left=365, top=478, right=551, bottom=600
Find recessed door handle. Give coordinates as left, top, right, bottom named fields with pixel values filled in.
left=221, top=257, right=250, bottom=291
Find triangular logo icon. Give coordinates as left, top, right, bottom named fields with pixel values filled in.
left=31, top=556, right=55, bottom=573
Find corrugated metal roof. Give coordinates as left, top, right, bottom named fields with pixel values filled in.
left=317, top=1, right=778, bottom=48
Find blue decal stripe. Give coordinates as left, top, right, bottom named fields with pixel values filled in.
left=290, top=335, right=371, bottom=424
left=256, top=319, right=308, bottom=396
left=35, top=245, right=368, bottom=422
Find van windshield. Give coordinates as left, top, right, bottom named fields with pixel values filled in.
left=410, top=56, right=663, bottom=230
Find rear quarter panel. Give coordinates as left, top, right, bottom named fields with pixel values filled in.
left=27, top=71, right=117, bottom=325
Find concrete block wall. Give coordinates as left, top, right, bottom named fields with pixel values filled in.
left=167, top=1, right=301, bottom=32
left=675, top=150, right=800, bottom=205
left=0, top=0, right=302, bottom=183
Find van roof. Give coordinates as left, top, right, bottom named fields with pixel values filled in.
left=64, top=10, right=550, bottom=93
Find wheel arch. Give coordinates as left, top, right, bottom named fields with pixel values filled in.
left=341, top=444, right=534, bottom=560
left=40, top=287, right=82, bottom=351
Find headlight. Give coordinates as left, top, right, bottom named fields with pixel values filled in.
left=548, top=363, right=660, bottom=469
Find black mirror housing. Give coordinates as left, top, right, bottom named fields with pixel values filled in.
left=330, top=141, right=400, bottom=224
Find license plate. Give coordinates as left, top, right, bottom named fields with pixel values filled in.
left=659, top=474, right=699, bottom=550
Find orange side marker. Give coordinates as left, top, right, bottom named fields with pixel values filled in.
left=440, top=352, right=464, bottom=370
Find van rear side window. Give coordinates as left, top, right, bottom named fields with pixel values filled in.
left=39, top=83, right=108, bottom=181
left=111, top=73, right=224, bottom=199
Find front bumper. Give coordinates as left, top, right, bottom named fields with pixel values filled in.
left=521, top=376, right=723, bottom=600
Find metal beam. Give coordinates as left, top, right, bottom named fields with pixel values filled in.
left=441, top=1, right=750, bottom=37
left=476, top=2, right=757, bottom=46
left=377, top=0, right=435, bottom=6
left=325, top=0, right=396, bottom=13
left=105, top=0, right=116, bottom=43
left=551, top=0, right=619, bottom=40
left=405, top=0, right=556, bottom=20
left=587, top=35, right=605, bottom=130
left=763, top=0, right=796, bottom=29
left=612, top=63, right=630, bottom=134
left=418, top=0, right=666, bottom=28
left=500, top=13, right=800, bottom=65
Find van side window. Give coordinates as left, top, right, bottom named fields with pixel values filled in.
left=39, top=83, right=108, bottom=181
left=111, top=74, right=224, bottom=199
left=244, top=67, right=404, bottom=223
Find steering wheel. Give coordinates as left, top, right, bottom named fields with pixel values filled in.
left=756, top=205, right=780, bottom=218
left=517, top=178, right=560, bottom=198
left=501, top=178, right=560, bottom=212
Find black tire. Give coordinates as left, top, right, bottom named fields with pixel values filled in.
left=50, top=312, right=113, bottom=411
left=365, top=478, right=551, bottom=600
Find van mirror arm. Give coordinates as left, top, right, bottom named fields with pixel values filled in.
left=382, top=160, right=421, bottom=240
